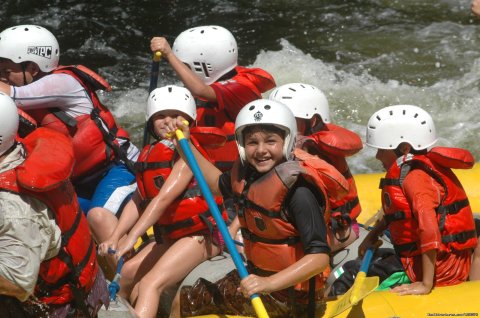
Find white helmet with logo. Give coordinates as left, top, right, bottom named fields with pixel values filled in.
left=366, top=105, right=437, bottom=150
left=0, top=92, right=19, bottom=156
left=269, top=83, right=330, bottom=123
left=147, top=85, right=196, bottom=137
left=235, top=99, right=297, bottom=164
left=172, top=25, right=238, bottom=85
left=0, top=25, right=60, bottom=72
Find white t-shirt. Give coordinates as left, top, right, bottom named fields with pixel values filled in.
left=10, top=73, right=139, bottom=161
left=0, top=144, right=62, bottom=301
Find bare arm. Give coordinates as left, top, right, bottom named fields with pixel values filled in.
left=116, top=158, right=193, bottom=257
left=160, top=117, right=223, bottom=196
left=98, top=191, right=142, bottom=255
left=0, top=276, right=28, bottom=300
left=0, top=82, right=11, bottom=95
left=240, top=253, right=329, bottom=296
left=150, top=37, right=217, bottom=101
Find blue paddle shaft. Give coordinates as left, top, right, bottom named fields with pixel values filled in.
left=359, top=247, right=374, bottom=273
left=107, top=248, right=125, bottom=300
left=178, top=138, right=256, bottom=295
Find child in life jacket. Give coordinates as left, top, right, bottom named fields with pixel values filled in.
left=269, top=83, right=363, bottom=252
left=0, top=93, right=108, bottom=317
left=161, top=99, right=349, bottom=317
left=0, top=25, right=139, bottom=249
left=150, top=25, right=275, bottom=175
left=98, top=85, right=229, bottom=318
left=358, top=104, right=479, bottom=295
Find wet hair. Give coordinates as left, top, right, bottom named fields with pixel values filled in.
left=242, top=124, right=286, bottom=140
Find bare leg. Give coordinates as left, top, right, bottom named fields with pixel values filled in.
left=87, top=207, right=118, bottom=243
left=134, top=235, right=221, bottom=318
left=470, top=219, right=480, bottom=280
left=120, top=241, right=170, bottom=302
left=88, top=207, right=119, bottom=277
left=169, top=291, right=181, bottom=318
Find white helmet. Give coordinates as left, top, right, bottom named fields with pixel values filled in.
left=0, top=25, right=60, bottom=72
left=172, top=25, right=238, bottom=85
left=235, top=99, right=297, bottom=164
left=366, top=105, right=437, bottom=150
left=0, top=92, right=19, bottom=156
left=147, top=85, right=196, bottom=135
left=269, top=83, right=330, bottom=123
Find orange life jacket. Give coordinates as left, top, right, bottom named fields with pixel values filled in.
left=26, top=65, right=132, bottom=182
left=0, top=128, right=97, bottom=305
left=380, top=147, right=478, bottom=257
left=232, top=149, right=348, bottom=295
left=298, top=123, right=363, bottom=230
left=134, top=133, right=228, bottom=240
left=196, top=66, right=275, bottom=172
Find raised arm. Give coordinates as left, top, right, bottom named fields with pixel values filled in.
left=150, top=37, right=216, bottom=101
left=161, top=117, right=223, bottom=196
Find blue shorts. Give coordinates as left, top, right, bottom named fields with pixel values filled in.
left=77, top=163, right=136, bottom=216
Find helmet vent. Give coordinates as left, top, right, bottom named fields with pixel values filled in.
left=376, top=115, right=381, bottom=121
left=264, top=105, right=271, bottom=110
left=168, top=87, right=172, bottom=93
left=288, top=87, right=297, bottom=92
left=193, top=61, right=211, bottom=78
left=414, top=113, right=419, bottom=118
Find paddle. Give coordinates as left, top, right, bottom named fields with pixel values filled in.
left=137, top=51, right=163, bottom=247
left=173, top=126, right=269, bottom=318
left=143, top=51, right=162, bottom=147
left=327, top=247, right=379, bottom=317
left=108, top=248, right=125, bottom=301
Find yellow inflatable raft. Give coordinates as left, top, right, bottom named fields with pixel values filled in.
left=188, top=164, right=480, bottom=318
left=190, top=280, right=480, bottom=317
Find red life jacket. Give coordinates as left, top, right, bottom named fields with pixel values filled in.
left=232, top=149, right=349, bottom=296
left=380, top=147, right=478, bottom=257
left=196, top=66, right=275, bottom=172
left=298, top=123, right=363, bottom=228
left=26, top=65, right=132, bottom=182
left=0, top=128, right=97, bottom=305
left=134, top=132, right=228, bottom=240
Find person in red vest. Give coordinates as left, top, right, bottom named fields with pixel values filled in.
left=269, top=83, right=363, bottom=252
left=99, top=85, right=229, bottom=318
left=0, top=25, right=139, bottom=257
left=0, top=92, right=108, bottom=317
left=359, top=104, right=478, bottom=295
left=160, top=99, right=349, bottom=317
left=150, top=25, right=275, bottom=175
